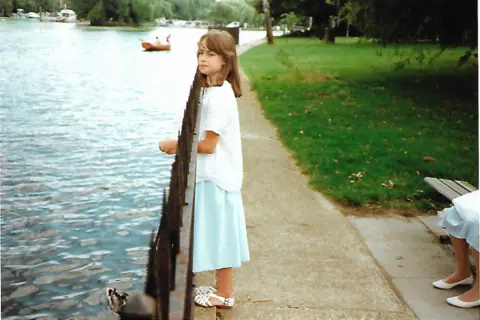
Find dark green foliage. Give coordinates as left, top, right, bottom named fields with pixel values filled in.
left=261, top=0, right=477, bottom=47
left=8, top=0, right=265, bottom=26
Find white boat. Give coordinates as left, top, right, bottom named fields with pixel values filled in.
left=226, top=21, right=240, bottom=28
left=26, top=12, right=40, bottom=19
left=56, top=9, right=77, bottom=23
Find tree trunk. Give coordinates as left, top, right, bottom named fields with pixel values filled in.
left=263, top=0, right=274, bottom=45
left=346, top=24, right=350, bottom=37
left=325, top=27, right=335, bottom=44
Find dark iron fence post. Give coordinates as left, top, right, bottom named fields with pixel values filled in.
left=151, top=71, right=202, bottom=319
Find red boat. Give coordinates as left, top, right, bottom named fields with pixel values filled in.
left=141, top=42, right=171, bottom=51
left=141, top=34, right=172, bottom=51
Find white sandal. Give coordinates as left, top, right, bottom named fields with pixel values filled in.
left=194, top=286, right=217, bottom=296
left=194, top=291, right=235, bottom=308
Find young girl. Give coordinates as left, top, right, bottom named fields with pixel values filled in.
left=158, top=30, right=250, bottom=308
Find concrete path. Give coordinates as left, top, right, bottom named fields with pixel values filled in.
left=194, top=40, right=478, bottom=320
left=349, top=215, right=478, bottom=320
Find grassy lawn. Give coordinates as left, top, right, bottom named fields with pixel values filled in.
left=240, top=37, right=478, bottom=212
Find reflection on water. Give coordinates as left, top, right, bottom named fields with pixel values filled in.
left=0, top=20, right=269, bottom=319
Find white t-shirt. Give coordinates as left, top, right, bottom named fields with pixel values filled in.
left=196, top=81, right=243, bottom=192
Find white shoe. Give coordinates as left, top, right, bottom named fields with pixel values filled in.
left=446, top=296, right=480, bottom=308
left=433, top=276, right=473, bottom=289
left=194, top=286, right=216, bottom=296
left=194, top=291, right=235, bottom=308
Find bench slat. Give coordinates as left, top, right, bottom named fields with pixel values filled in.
left=440, top=179, right=471, bottom=196
left=455, top=180, right=477, bottom=192
left=424, top=177, right=460, bottom=201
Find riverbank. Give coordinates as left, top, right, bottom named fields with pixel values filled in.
left=239, top=37, right=478, bottom=213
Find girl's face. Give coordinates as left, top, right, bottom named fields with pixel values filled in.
left=197, top=40, right=224, bottom=78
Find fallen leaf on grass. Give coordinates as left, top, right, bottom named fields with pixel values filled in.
left=304, top=107, right=314, bottom=114
left=382, top=180, right=394, bottom=188
left=423, top=156, right=437, bottom=162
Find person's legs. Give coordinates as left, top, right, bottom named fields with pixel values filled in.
left=195, top=268, right=235, bottom=308
left=216, top=267, right=233, bottom=297
left=457, top=248, right=479, bottom=302
left=443, top=236, right=472, bottom=283
left=196, top=267, right=234, bottom=307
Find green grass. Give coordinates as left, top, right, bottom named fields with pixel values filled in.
left=240, top=37, right=478, bottom=211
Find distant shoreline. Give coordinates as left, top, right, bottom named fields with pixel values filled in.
left=77, top=21, right=266, bottom=31
left=2, top=18, right=268, bottom=32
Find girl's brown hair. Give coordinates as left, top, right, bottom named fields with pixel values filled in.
left=197, top=30, right=242, bottom=98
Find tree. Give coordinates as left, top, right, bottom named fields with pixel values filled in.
left=208, top=1, right=234, bottom=25
left=280, top=11, right=299, bottom=34
left=338, top=0, right=360, bottom=37
left=346, top=0, right=477, bottom=46
left=262, top=0, right=274, bottom=44
left=0, top=0, right=14, bottom=15
left=155, top=0, right=174, bottom=19
left=87, top=0, right=104, bottom=25
left=206, top=0, right=261, bottom=26
left=70, top=0, right=96, bottom=19
left=253, top=0, right=337, bottom=39
left=9, top=0, right=264, bottom=27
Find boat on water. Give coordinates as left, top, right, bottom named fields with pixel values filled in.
left=141, top=42, right=171, bottom=51
left=26, top=12, right=40, bottom=19
left=39, top=8, right=77, bottom=22
left=56, top=9, right=77, bottom=23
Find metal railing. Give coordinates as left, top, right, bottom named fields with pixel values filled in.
left=117, top=71, right=201, bottom=320
left=153, top=71, right=202, bottom=319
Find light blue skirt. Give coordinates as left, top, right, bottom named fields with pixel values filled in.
left=193, top=180, right=250, bottom=273
left=440, top=206, right=479, bottom=251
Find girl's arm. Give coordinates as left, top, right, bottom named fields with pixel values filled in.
left=197, top=131, right=219, bottom=154
left=158, top=139, right=177, bottom=154
left=158, top=131, right=219, bottom=155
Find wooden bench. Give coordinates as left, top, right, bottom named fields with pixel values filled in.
left=423, top=177, right=477, bottom=244
left=424, top=177, right=477, bottom=201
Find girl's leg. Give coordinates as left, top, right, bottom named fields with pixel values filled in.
left=216, top=267, right=233, bottom=297
left=202, top=267, right=233, bottom=307
left=457, top=248, right=479, bottom=302
left=443, top=236, right=472, bottom=283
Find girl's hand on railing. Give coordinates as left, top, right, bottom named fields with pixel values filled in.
left=158, top=140, right=178, bottom=155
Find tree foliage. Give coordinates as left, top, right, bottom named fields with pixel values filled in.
left=347, top=0, right=477, bottom=46
left=253, top=0, right=477, bottom=47
left=208, top=0, right=261, bottom=25
left=3, top=0, right=60, bottom=13
left=280, top=11, right=298, bottom=31
left=3, top=0, right=267, bottom=27
left=252, top=0, right=336, bottom=37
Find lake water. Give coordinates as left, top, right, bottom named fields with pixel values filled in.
left=0, top=19, right=271, bottom=319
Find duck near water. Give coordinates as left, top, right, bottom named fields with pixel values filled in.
left=106, top=232, right=161, bottom=319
